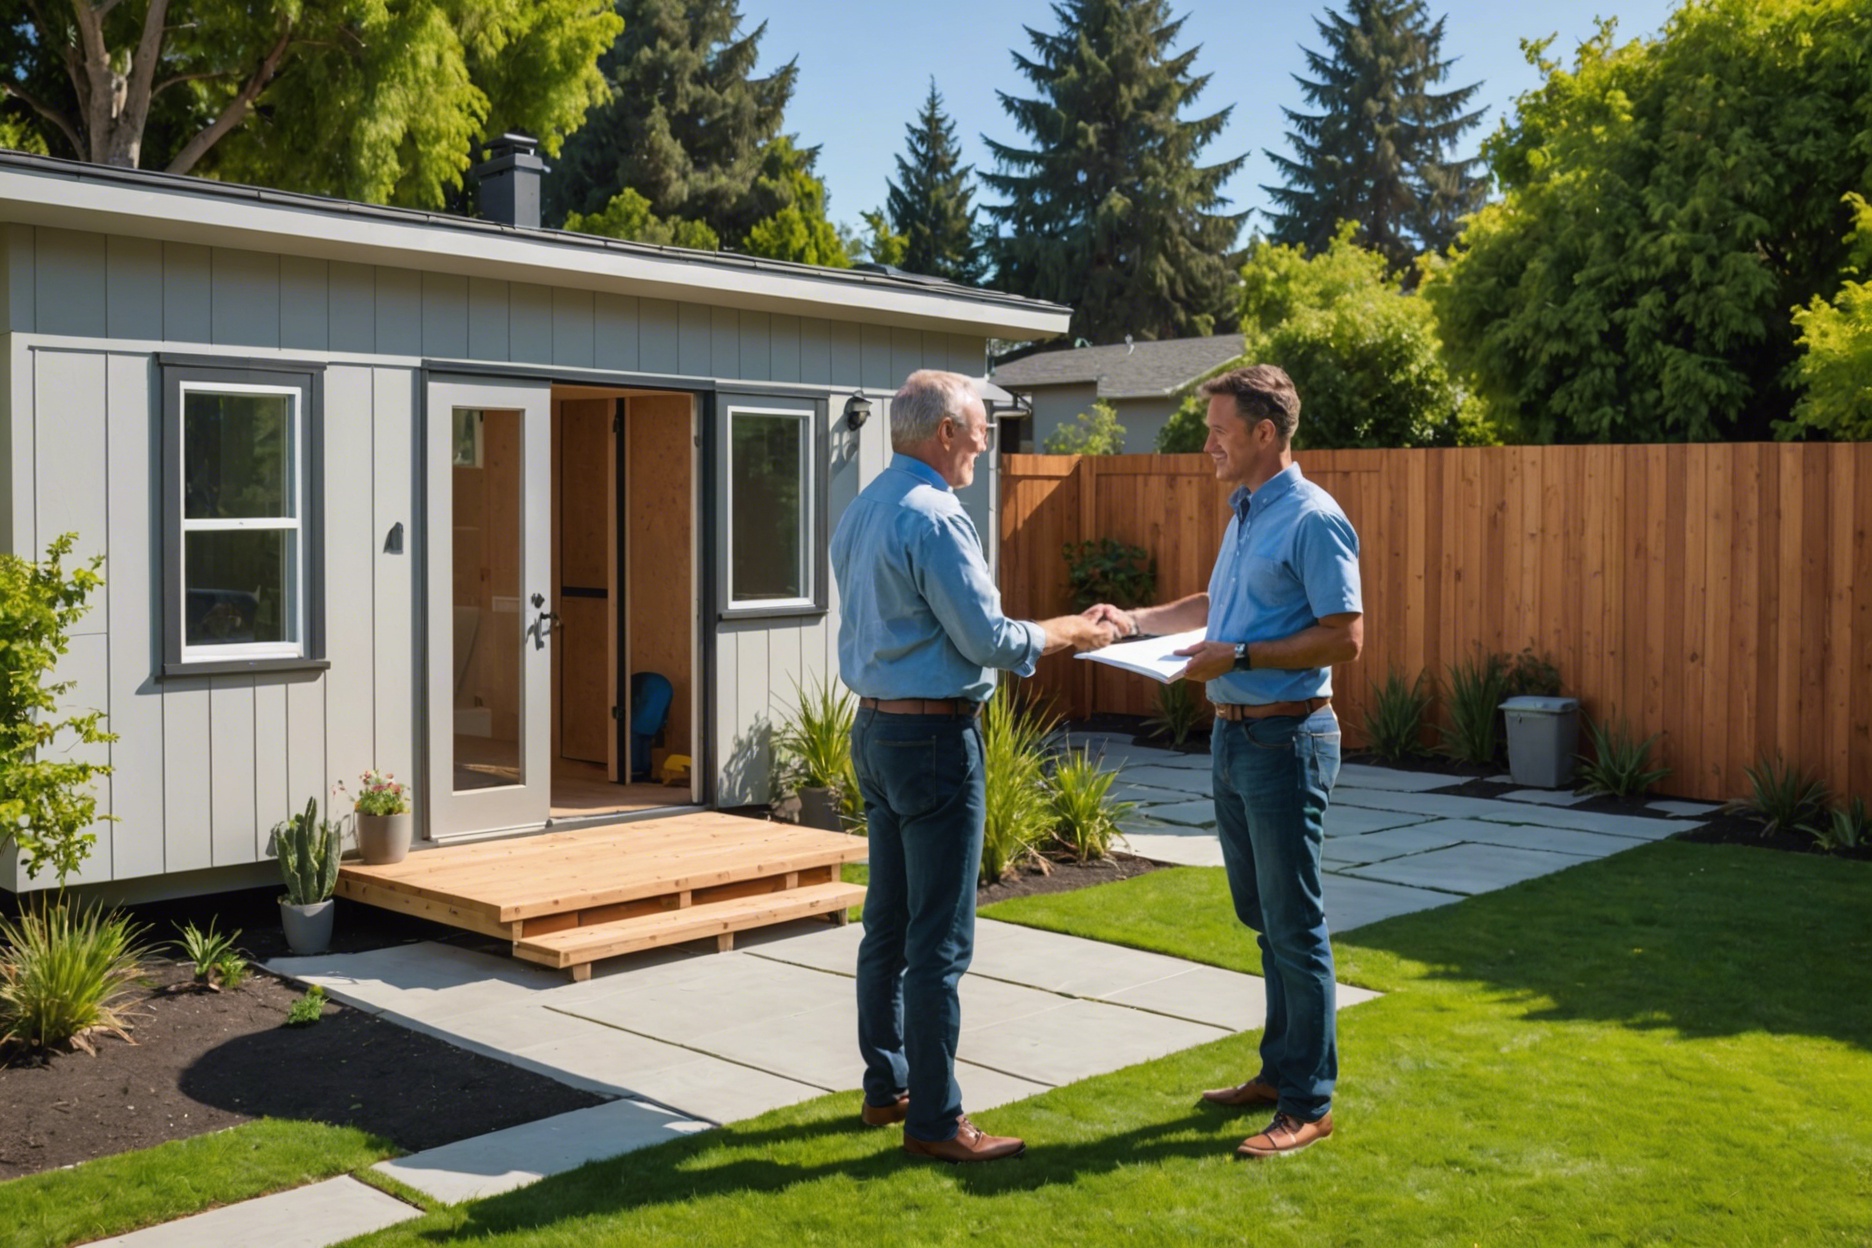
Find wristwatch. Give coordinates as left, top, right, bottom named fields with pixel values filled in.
left=1232, top=642, right=1253, bottom=671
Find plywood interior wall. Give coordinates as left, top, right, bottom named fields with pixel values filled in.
left=454, top=410, right=522, bottom=747
left=553, top=397, right=616, bottom=769
left=627, top=393, right=695, bottom=765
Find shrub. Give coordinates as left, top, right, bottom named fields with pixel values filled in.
left=272, top=797, right=341, bottom=906
left=980, top=682, right=1057, bottom=883
left=1741, top=756, right=1830, bottom=839
left=1048, top=747, right=1133, bottom=863
left=1362, top=669, right=1432, bottom=762
left=0, top=534, right=118, bottom=885
left=774, top=675, right=859, bottom=810
left=172, top=919, right=244, bottom=991
left=1144, top=679, right=1202, bottom=747
left=285, top=984, right=327, bottom=1027
left=1440, top=647, right=1509, bottom=765
left=1043, top=400, right=1127, bottom=454
left=1813, top=797, right=1868, bottom=852
left=0, top=900, right=149, bottom=1053
left=342, top=770, right=410, bottom=817
left=1062, top=538, right=1155, bottom=611
left=1503, top=647, right=1563, bottom=698
left=1575, top=717, right=1670, bottom=798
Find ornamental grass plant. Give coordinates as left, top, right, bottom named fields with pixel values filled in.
left=1575, top=717, right=1671, bottom=798
left=1741, top=755, right=1830, bottom=839
left=0, top=899, right=149, bottom=1054
left=774, top=675, right=860, bottom=822
left=980, top=682, right=1057, bottom=883
left=1361, top=668, right=1431, bottom=762
left=1047, top=746, right=1133, bottom=863
left=1143, top=679, right=1201, bottom=747
left=1440, top=647, right=1509, bottom=765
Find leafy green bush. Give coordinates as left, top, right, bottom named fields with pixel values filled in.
left=1787, top=192, right=1872, bottom=440
left=1362, top=669, right=1432, bottom=762
left=1144, top=679, right=1202, bottom=748
left=980, top=683, right=1057, bottom=883
left=1048, top=748, right=1133, bottom=863
left=1813, top=797, right=1868, bottom=852
left=774, top=676, right=859, bottom=809
left=1043, top=400, right=1127, bottom=454
left=285, top=984, right=327, bottom=1027
left=0, top=534, right=117, bottom=885
left=1575, top=718, right=1670, bottom=798
left=1742, top=756, right=1830, bottom=838
left=1063, top=538, right=1155, bottom=610
left=0, top=900, right=149, bottom=1053
left=272, top=798, right=341, bottom=906
left=1439, top=648, right=1509, bottom=765
left=172, top=919, right=244, bottom=991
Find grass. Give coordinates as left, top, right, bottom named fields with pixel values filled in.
left=0, top=1119, right=393, bottom=1248
left=320, top=841, right=1870, bottom=1247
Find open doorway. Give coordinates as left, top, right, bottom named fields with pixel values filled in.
left=547, top=385, right=699, bottom=819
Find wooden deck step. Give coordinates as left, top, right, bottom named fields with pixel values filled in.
left=512, top=880, right=867, bottom=972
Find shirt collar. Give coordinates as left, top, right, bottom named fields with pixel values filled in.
left=1229, top=461, right=1303, bottom=522
left=890, top=453, right=952, bottom=493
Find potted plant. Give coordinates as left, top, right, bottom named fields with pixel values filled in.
left=775, top=676, right=858, bottom=831
left=343, top=769, right=413, bottom=865
left=273, top=797, right=341, bottom=955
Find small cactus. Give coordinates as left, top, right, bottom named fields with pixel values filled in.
left=273, top=796, right=341, bottom=905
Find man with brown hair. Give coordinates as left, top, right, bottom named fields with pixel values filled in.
left=1087, top=364, right=1363, bottom=1158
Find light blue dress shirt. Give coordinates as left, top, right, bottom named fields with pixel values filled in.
left=1204, top=462, right=1363, bottom=705
left=832, top=454, right=1045, bottom=702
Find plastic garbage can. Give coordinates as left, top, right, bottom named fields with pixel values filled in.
left=1500, top=695, right=1581, bottom=789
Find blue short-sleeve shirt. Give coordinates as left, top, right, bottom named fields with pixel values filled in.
left=1204, top=462, right=1363, bottom=705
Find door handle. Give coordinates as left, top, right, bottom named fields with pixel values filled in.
left=530, top=593, right=560, bottom=638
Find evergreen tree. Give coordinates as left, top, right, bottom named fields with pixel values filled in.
left=1263, top=0, right=1486, bottom=270
left=982, top=0, right=1246, bottom=343
left=885, top=81, right=985, bottom=283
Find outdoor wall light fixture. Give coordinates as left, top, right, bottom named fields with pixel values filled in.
left=844, top=389, right=873, bottom=431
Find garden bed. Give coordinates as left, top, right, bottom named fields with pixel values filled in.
left=977, top=852, right=1160, bottom=906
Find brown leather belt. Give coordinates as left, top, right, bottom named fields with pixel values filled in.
left=858, top=697, right=982, bottom=718
left=1214, top=697, right=1332, bottom=722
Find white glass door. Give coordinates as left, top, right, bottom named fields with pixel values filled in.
left=424, top=376, right=553, bottom=839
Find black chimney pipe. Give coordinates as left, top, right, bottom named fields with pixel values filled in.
left=473, top=133, right=547, bottom=229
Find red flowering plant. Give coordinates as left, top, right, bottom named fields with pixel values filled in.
left=338, top=769, right=411, bottom=817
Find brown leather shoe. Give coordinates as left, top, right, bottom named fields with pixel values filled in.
left=1200, top=1077, right=1280, bottom=1108
left=860, top=1093, right=909, bottom=1127
left=902, top=1115, right=1026, bottom=1163
left=1236, top=1111, right=1334, bottom=1159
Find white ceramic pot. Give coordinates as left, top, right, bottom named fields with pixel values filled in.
left=356, top=811, right=413, bottom=865
left=279, top=897, right=335, bottom=955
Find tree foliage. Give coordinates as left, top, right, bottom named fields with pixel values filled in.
left=1788, top=193, right=1872, bottom=441
left=983, top=0, right=1246, bottom=344
left=563, top=188, right=720, bottom=249
left=1044, top=400, right=1128, bottom=454
left=1263, top=0, right=1486, bottom=271
left=1425, top=0, right=1872, bottom=443
left=1158, top=223, right=1490, bottom=451
left=885, top=80, right=985, bottom=283
left=0, top=0, right=620, bottom=208
left=0, top=536, right=116, bottom=886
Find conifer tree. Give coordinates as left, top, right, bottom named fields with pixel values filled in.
left=983, top=0, right=1246, bottom=343
left=885, top=81, right=985, bottom=284
left=1263, top=0, right=1486, bottom=269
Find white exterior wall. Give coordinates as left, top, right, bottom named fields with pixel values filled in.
left=1, top=223, right=989, bottom=885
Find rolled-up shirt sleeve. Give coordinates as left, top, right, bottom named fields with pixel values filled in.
left=912, top=512, right=1046, bottom=676
left=1295, top=509, right=1363, bottom=619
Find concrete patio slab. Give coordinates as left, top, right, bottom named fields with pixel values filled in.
left=1331, top=788, right=1565, bottom=823
left=1098, top=963, right=1269, bottom=1031
left=1144, top=799, right=1220, bottom=827
left=956, top=1059, right=1057, bottom=1107
left=1335, top=763, right=1463, bottom=792
left=85, top=1177, right=416, bottom=1247
left=962, top=997, right=1231, bottom=1085
left=1476, top=805, right=1690, bottom=840
left=967, top=919, right=1207, bottom=998
left=1430, top=819, right=1640, bottom=859
left=1120, top=829, right=1225, bottom=868
left=1118, top=765, right=1214, bottom=796
left=1501, top=789, right=1593, bottom=807
left=550, top=953, right=850, bottom=1038
left=1343, top=842, right=1591, bottom=895
left=1321, top=874, right=1460, bottom=931
left=1323, top=805, right=1436, bottom=837
left=1319, top=823, right=1468, bottom=866
left=1110, top=782, right=1199, bottom=808
left=1649, top=799, right=1724, bottom=818
left=373, top=1099, right=709, bottom=1205
left=739, top=921, right=863, bottom=976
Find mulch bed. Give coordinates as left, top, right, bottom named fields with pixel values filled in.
left=977, top=853, right=1161, bottom=906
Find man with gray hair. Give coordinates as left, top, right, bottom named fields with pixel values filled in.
left=831, top=368, right=1115, bottom=1163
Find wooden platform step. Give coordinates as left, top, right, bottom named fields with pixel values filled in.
left=512, top=880, right=866, bottom=976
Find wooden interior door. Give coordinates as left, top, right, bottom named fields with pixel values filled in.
left=554, top=398, right=615, bottom=771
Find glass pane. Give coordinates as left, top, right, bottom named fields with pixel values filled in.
left=730, top=413, right=805, bottom=602
left=185, top=529, right=296, bottom=646
left=184, top=391, right=295, bottom=519
left=451, top=409, right=525, bottom=792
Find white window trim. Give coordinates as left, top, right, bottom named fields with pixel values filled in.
left=724, top=404, right=816, bottom=612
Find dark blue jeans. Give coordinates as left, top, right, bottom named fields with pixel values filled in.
left=850, top=707, right=985, bottom=1143
left=1212, top=707, right=1342, bottom=1122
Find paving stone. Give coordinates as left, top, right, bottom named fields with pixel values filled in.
left=1472, top=805, right=1689, bottom=841
left=1429, top=819, right=1641, bottom=859
left=1110, top=783, right=1197, bottom=808
left=1335, top=763, right=1463, bottom=792
left=1501, top=789, right=1594, bottom=807
left=1096, top=964, right=1268, bottom=1031
left=1486, top=774, right=1515, bottom=784
left=1116, top=764, right=1214, bottom=796
left=969, top=919, right=1207, bottom=998
left=555, top=954, right=850, bottom=1038
left=1343, top=842, right=1591, bottom=895
left=1323, top=805, right=1437, bottom=838
left=1319, top=823, right=1468, bottom=867
left=1320, top=874, right=1460, bottom=932
left=374, top=1100, right=710, bottom=1205
left=86, top=1177, right=417, bottom=1247
left=957, top=1059, right=1057, bottom=1106
left=1144, top=799, right=1219, bottom=827
left=962, top=997, right=1231, bottom=1085
left=1332, top=788, right=1561, bottom=823
left=1120, top=829, right=1225, bottom=868
left=739, top=922, right=864, bottom=976
left=1648, top=799, right=1724, bottom=818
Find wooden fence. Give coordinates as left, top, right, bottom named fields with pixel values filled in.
left=998, top=447, right=1872, bottom=803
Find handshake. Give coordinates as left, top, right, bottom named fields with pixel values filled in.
left=1038, top=602, right=1140, bottom=655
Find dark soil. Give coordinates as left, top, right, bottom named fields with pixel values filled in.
left=0, top=955, right=605, bottom=1180
left=977, top=853, right=1161, bottom=906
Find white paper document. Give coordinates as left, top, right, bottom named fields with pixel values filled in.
left=1072, top=627, right=1208, bottom=683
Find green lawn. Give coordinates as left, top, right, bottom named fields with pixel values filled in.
left=329, top=841, right=1871, bottom=1247
left=0, top=1119, right=393, bottom=1248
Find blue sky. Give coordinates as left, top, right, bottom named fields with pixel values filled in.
left=740, top=0, right=1681, bottom=238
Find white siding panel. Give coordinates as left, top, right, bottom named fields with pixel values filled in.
left=827, top=321, right=860, bottom=389
left=35, top=228, right=107, bottom=338
left=106, top=236, right=164, bottom=341
left=770, top=315, right=800, bottom=383
left=510, top=283, right=553, bottom=364
left=709, top=306, right=738, bottom=378
left=860, top=324, right=893, bottom=390
left=468, top=277, right=509, bottom=360
left=640, top=299, right=679, bottom=374
left=33, top=348, right=108, bottom=581
left=593, top=293, right=639, bottom=371
left=738, top=311, right=771, bottom=381
left=422, top=272, right=469, bottom=359
left=678, top=304, right=711, bottom=376
left=162, top=676, right=213, bottom=874
left=280, top=256, right=330, bottom=351
left=891, top=328, right=921, bottom=386
left=4, top=225, right=33, bottom=333
left=371, top=368, right=415, bottom=786
left=210, top=248, right=280, bottom=348
left=253, top=679, right=289, bottom=855
left=552, top=288, right=595, bottom=368
left=375, top=267, right=423, bottom=357
left=105, top=352, right=164, bottom=881
left=768, top=621, right=802, bottom=714
left=323, top=366, right=377, bottom=792
left=1, top=335, right=16, bottom=560
left=209, top=675, right=257, bottom=866
left=54, top=632, right=113, bottom=885
left=800, top=318, right=831, bottom=385
left=284, top=673, right=326, bottom=813
left=328, top=261, right=376, bottom=355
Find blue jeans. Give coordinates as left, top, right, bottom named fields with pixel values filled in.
left=1212, top=708, right=1342, bottom=1122
left=850, top=707, right=985, bottom=1143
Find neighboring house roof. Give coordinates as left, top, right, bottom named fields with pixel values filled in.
left=991, top=334, right=1243, bottom=399
left=0, top=151, right=1071, bottom=341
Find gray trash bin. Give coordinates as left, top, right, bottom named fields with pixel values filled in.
left=1500, top=696, right=1582, bottom=789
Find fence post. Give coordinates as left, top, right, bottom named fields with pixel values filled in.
left=1076, top=455, right=1098, bottom=720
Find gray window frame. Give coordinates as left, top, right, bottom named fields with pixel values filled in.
left=159, top=355, right=328, bottom=677
left=715, top=396, right=828, bottom=621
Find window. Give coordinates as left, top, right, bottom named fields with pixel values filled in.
left=162, top=360, right=325, bottom=675
left=721, top=402, right=823, bottom=615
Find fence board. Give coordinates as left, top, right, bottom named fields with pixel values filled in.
left=1000, top=447, right=1870, bottom=803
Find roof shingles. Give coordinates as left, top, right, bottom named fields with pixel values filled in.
left=990, top=334, right=1243, bottom=399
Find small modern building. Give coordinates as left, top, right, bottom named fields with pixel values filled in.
left=0, top=147, right=1068, bottom=900
left=991, top=333, right=1243, bottom=453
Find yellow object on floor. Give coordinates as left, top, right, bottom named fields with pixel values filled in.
left=661, top=754, right=692, bottom=786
